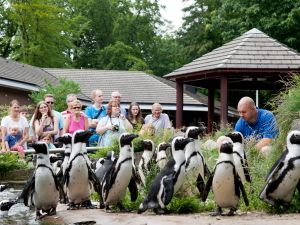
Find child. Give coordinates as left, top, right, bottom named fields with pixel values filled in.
left=40, top=133, right=56, bottom=149
left=4, top=126, right=25, bottom=158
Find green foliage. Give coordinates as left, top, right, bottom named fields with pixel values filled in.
left=29, top=77, right=81, bottom=112
left=268, top=75, right=300, bottom=151
left=0, top=104, right=9, bottom=121
left=8, top=0, right=74, bottom=67
left=0, top=152, right=27, bottom=173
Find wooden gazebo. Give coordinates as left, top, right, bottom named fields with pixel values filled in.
left=164, top=28, right=300, bottom=132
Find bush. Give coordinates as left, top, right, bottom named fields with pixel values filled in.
left=0, top=153, right=28, bottom=173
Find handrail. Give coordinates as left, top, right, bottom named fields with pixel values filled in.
left=24, top=146, right=102, bottom=154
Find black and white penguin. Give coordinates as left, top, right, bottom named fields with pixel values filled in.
left=156, top=142, right=171, bottom=170
left=138, top=139, right=155, bottom=186
left=260, top=130, right=300, bottom=206
left=56, top=133, right=72, bottom=176
left=62, top=130, right=99, bottom=210
left=179, top=126, right=210, bottom=196
left=100, top=133, right=139, bottom=211
left=94, top=151, right=115, bottom=208
left=138, top=136, right=193, bottom=214
left=202, top=140, right=249, bottom=216
left=226, top=132, right=251, bottom=184
left=0, top=184, right=8, bottom=192
left=0, top=199, right=17, bottom=216
left=17, top=142, right=64, bottom=219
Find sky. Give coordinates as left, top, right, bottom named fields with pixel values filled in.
left=159, top=0, right=193, bottom=32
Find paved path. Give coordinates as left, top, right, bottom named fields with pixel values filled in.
left=43, top=204, right=300, bottom=225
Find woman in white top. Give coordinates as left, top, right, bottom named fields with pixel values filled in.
left=96, top=100, right=132, bottom=147
left=1, top=99, right=29, bottom=152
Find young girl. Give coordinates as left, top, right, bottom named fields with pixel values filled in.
left=40, top=133, right=56, bottom=149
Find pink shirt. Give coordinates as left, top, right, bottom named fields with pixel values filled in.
left=68, top=114, right=86, bottom=134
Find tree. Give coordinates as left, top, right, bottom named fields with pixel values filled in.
left=97, top=41, right=150, bottom=72
left=29, top=77, right=81, bottom=112
left=7, top=0, right=74, bottom=67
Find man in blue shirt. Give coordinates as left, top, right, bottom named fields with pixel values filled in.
left=235, top=96, right=278, bottom=152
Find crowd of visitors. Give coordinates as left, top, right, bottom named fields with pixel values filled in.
left=0, top=90, right=173, bottom=155
left=1, top=91, right=278, bottom=157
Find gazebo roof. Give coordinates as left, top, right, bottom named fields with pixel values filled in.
left=165, top=28, right=300, bottom=89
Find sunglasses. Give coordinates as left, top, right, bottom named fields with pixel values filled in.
left=73, top=106, right=81, bottom=110
left=46, top=101, right=54, bottom=105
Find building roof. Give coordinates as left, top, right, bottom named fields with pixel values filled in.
left=165, top=28, right=300, bottom=79
left=0, top=57, right=58, bottom=91
left=43, top=68, right=217, bottom=112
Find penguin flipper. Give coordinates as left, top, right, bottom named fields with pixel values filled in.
left=87, top=163, right=101, bottom=194
left=103, top=157, right=119, bottom=201
left=132, top=166, right=142, bottom=186
left=243, top=156, right=252, bottom=183
left=265, top=149, right=288, bottom=181
left=296, top=180, right=300, bottom=195
left=204, top=164, right=211, bottom=178
left=163, top=175, right=174, bottom=205
left=237, top=176, right=249, bottom=206
left=201, top=171, right=214, bottom=202
left=54, top=174, right=66, bottom=204
left=128, top=177, right=138, bottom=201
left=18, top=173, right=35, bottom=205
left=196, top=173, right=205, bottom=196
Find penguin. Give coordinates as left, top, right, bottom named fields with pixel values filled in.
left=138, top=139, right=156, bottom=186
left=62, top=130, right=100, bottom=210
left=202, top=140, right=249, bottom=216
left=101, top=133, right=139, bottom=211
left=179, top=126, right=210, bottom=197
left=56, top=133, right=72, bottom=177
left=156, top=142, right=171, bottom=170
left=94, top=151, right=115, bottom=208
left=260, top=130, right=300, bottom=206
left=226, top=132, right=251, bottom=184
left=138, top=136, right=193, bottom=214
left=95, top=151, right=115, bottom=172
left=0, top=184, right=8, bottom=192
left=17, top=142, right=65, bottom=219
left=0, top=199, right=17, bottom=217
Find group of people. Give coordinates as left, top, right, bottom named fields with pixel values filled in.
left=0, top=90, right=173, bottom=156
left=0, top=90, right=279, bottom=157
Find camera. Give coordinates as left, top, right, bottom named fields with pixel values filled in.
left=112, top=124, right=119, bottom=132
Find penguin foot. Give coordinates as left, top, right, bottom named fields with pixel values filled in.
left=99, top=201, right=105, bottom=209
left=210, top=207, right=222, bottom=216
left=67, top=202, right=80, bottom=210
left=35, top=210, right=47, bottom=220
left=81, top=200, right=96, bottom=209
left=227, top=208, right=236, bottom=216
left=105, top=204, right=111, bottom=212
left=153, top=207, right=169, bottom=215
left=117, top=203, right=130, bottom=212
left=48, top=207, right=57, bottom=216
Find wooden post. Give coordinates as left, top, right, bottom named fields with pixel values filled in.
left=176, top=81, right=183, bottom=128
left=220, top=76, right=228, bottom=128
left=208, top=87, right=215, bottom=133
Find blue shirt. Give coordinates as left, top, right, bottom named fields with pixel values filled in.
left=85, top=105, right=107, bottom=146
left=234, top=108, right=278, bottom=140
left=5, top=134, right=22, bottom=148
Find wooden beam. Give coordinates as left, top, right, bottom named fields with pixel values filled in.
left=220, top=76, right=228, bottom=127
left=208, top=87, right=215, bottom=133
left=176, top=81, right=183, bottom=128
